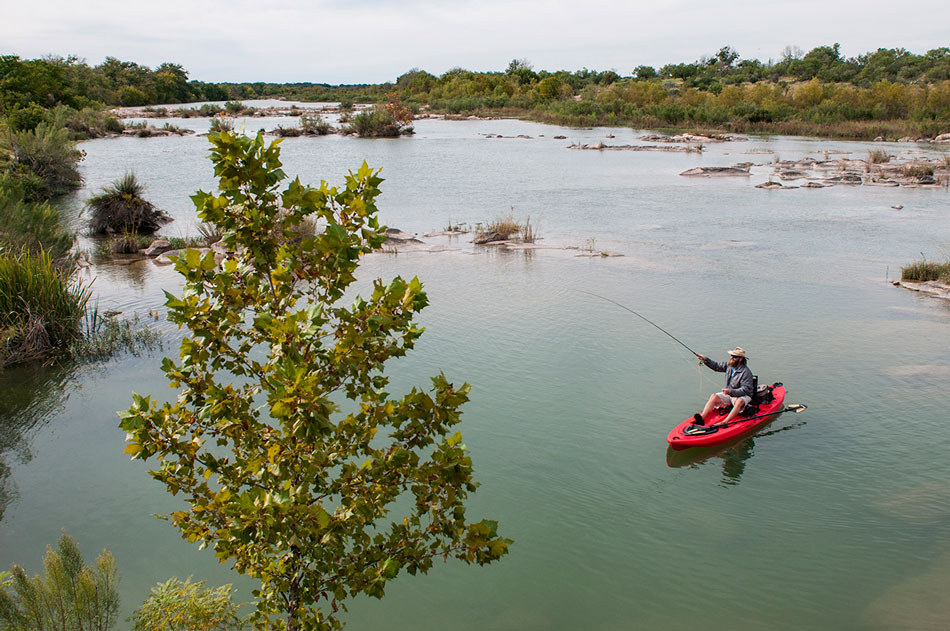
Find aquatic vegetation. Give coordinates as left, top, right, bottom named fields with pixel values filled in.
left=86, top=172, right=170, bottom=235
left=901, top=254, right=950, bottom=283
left=0, top=248, right=92, bottom=368
left=0, top=532, right=119, bottom=631
left=71, top=313, right=162, bottom=362
left=868, top=149, right=890, bottom=164
left=0, top=182, right=75, bottom=259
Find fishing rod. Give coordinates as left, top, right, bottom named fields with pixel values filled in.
left=577, top=289, right=701, bottom=358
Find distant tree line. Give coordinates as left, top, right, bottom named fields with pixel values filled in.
left=2, top=45, right=950, bottom=139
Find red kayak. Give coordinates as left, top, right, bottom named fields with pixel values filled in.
left=667, top=383, right=787, bottom=450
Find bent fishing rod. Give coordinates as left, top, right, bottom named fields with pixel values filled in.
left=577, top=290, right=701, bottom=358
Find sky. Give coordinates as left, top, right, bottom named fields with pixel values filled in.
left=3, top=0, right=949, bottom=84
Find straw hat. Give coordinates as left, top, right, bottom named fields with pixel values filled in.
left=728, top=347, right=747, bottom=358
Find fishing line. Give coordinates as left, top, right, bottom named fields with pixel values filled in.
left=577, top=289, right=720, bottom=391
left=577, top=289, right=701, bottom=356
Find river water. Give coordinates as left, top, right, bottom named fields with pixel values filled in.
left=2, top=111, right=950, bottom=630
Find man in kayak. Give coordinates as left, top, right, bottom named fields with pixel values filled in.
left=692, top=347, right=753, bottom=426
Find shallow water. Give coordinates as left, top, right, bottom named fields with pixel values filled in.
left=3, top=116, right=950, bottom=630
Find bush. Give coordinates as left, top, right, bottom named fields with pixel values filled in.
left=131, top=577, right=247, bottom=631
left=0, top=531, right=119, bottom=631
left=0, top=113, right=84, bottom=201
left=344, top=108, right=413, bottom=137
left=299, top=112, right=334, bottom=135
left=0, top=248, right=92, bottom=367
left=86, top=172, right=171, bottom=235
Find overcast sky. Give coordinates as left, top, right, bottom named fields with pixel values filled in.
left=3, top=0, right=948, bottom=84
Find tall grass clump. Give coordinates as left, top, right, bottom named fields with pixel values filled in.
left=86, top=172, right=170, bottom=235
left=868, top=149, right=890, bottom=164
left=903, top=161, right=936, bottom=177
left=901, top=255, right=950, bottom=283
left=0, top=183, right=75, bottom=259
left=0, top=248, right=92, bottom=367
left=209, top=117, right=234, bottom=133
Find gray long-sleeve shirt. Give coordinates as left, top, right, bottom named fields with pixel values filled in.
left=703, top=357, right=754, bottom=397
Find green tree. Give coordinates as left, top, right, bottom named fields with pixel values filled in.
left=0, top=532, right=119, bottom=631
left=119, top=132, right=510, bottom=631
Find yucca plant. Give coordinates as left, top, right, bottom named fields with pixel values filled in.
left=86, top=172, right=170, bottom=235
left=0, top=248, right=92, bottom=367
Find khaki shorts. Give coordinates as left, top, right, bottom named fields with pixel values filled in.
left=716, top=392, right=751, bottom=406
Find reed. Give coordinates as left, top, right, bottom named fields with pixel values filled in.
left=0, top=248, right=92, bottom=367
left=868, top=149, right=889, bottom=164
left=901, top=255, right=950, bottom=283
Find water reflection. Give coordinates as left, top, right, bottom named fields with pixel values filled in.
left=666, top=418, right=806, bottom=486
left=0, top=363, right=82, bottom=520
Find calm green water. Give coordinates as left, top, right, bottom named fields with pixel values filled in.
left=3, top=113, right=950, bottom=630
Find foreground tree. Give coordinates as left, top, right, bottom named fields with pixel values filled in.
left=120, top=132, right=509, bottom=631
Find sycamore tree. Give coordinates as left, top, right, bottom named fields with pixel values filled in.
left=119, top=131, right=509, bottom=631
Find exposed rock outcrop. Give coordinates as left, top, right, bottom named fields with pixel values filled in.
left=680, top=166, right=750, bottom=177
left=570, top=143, right=703, bottom=153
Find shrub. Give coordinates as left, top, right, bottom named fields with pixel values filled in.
left=344, top=109, right=413, bottom=137
left=86, top=172, right=171, bottom=235
left=0, top=248, right=92, bottom=367
left=0, top=113, right=84, bottom=201
left=299, top=113, right=334, bottom=135
left=273, top=125, right=302, bottom=137
left=0, top=531, right=119, bottom=631
left=131, top=577, right=247, bottom=631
